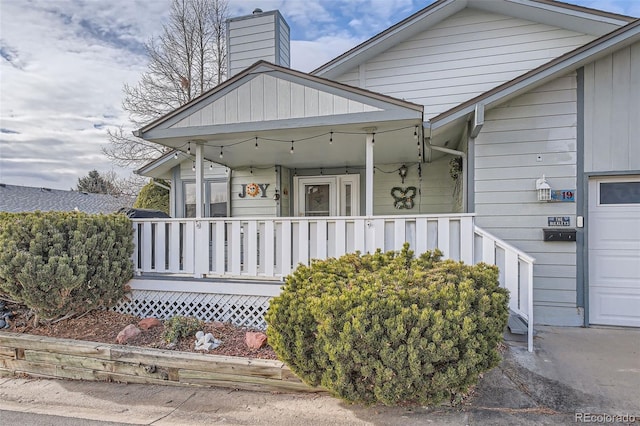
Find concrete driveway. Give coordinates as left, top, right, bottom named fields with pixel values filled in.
left=0, top=325, right=637, bottom=425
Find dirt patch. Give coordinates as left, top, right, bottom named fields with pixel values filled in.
left=4, top=302, right=277, bottom=360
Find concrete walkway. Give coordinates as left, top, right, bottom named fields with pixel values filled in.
left=0, top=326, right=637, bottom=425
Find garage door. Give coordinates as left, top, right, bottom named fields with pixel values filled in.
left=589, top=176, right=640, bottom=326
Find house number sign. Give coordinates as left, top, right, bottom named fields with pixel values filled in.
left=550, top=190, right=575, bottom=202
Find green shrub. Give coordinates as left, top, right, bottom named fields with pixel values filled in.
left=266, top=244, right=509, bottom=406
left=0, top=211, right=133, bottom=320
left=163, top=315, right=204, bottom=343
left=134, top=180, right=170, bottom=214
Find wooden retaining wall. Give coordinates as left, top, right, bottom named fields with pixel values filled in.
left=0, top=332, right=321, bottom=394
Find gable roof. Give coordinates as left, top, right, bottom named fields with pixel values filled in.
left=135, top=61, right=422, bottom=142
left=312, top=0, right=634, bottom=79
left=0, top=184, right=133, bottom=214
left=430, top=17, right=640, bottom=130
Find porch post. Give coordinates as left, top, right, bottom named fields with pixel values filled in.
left=193, top=142, right=207, bottom=278
left=195, top=142, right=204, bottom=218
left=365, top=131, right=375, bottom=216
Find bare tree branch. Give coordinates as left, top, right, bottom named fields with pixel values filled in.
left=104, top=0, right=229, bottom=167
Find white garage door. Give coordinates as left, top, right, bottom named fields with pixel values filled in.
left=589, top=176, right=640, bottom=326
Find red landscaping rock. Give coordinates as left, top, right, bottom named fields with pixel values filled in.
left=138, top=317, right=162, bottom=330
left=116, top=324, right=141, bottom=344
left=245, top=331, right=268, bottom=349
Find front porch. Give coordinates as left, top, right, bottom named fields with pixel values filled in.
left=123, top=213, right=534, bottom=351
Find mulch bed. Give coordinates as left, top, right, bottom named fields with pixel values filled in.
left=4, top=302, right=278, bottom=360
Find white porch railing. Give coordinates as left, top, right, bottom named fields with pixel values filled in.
left=474, top=226, right=535, bottom=352
left=131, top=213, right=534, bottom=351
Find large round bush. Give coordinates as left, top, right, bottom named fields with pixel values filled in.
left=0, top=211, right=133, bottom=321
left=266, top=245, right=509, bottom=405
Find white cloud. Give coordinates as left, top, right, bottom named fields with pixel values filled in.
left=1, top=0, right=638, bottom=190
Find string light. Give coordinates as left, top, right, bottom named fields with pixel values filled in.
left=418, top=163, right=422, bottom=178
left=173, top=125, right=419, bottom=162
left=345, top=166, right=349, bottom=175
left=250, top=166, right=253, bottom=175
left=372, top=133, right=376, bottom=145
left=209, top=162, right=213, bottom=170
left=191, top=161, right=195, bottom=171
left=414, top=125, right=419, bottom=141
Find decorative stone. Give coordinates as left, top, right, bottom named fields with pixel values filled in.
left=138, top=317, right=162, bottom=330
left=245, top=331, right=267, bottom=349
left=116, top=324, right=141, bottom=344
left=194, top=331, right=221, bottom=351
left=0, top=303, right=12, bottom=329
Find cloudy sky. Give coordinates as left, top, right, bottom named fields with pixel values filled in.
left=1, top=0, right=638, bottom=190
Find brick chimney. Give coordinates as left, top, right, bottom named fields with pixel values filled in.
left=226, top=8, right=290, bottom=78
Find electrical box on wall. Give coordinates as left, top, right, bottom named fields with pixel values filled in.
left=543, top=228, right=576, bottom=242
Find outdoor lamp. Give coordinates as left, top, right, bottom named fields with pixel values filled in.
left=536, top=175, right=551, bottom=201
left=399, top=164, right=408, bottom=184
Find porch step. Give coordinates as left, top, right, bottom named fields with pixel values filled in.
left=508, top=312, right=529, bottom=335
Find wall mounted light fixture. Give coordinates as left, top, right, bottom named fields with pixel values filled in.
left=536, top=175, right=551, bottom=201
left=399, top=164, right=408, bottom=183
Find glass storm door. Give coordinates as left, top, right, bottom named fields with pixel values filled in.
left=294, top=175, right=359, bottom=217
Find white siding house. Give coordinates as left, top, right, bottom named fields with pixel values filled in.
left=131, top=1, right=640, bottom=348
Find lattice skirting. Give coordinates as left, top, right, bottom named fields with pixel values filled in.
left=113, top=290, right=271, bottom=330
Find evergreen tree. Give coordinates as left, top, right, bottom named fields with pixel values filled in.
left=76, top=170, right=120, bottom=195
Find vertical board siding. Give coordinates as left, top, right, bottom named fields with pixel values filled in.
left=170, top=74, right=382, bottom=128
left=335, top=8, right=595, bottom=119
left=474, top=75, right=578, bottom=324
left=583, top=40, right=640, bottom=172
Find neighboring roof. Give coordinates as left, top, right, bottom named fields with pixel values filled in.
left=430, top=18, right=640, bottom=130
left=312, top=0, right=634, bottom=79
left=135, top=60, right=423, bottom=139
left=0, top=184, right=133, bottom=214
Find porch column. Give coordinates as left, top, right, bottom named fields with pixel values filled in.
left=195, top=142, right=204, bottom=218
left=365, top=131, right=375, bottom=216
left=193, top=142, right=207, bottom=278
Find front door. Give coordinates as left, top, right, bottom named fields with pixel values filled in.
left=294, top=175, right=359, bottom=217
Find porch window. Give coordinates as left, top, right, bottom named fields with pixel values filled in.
left=184, top=182, right=197, bottom=218
left=183, top=180, right=228, bottom=217
left=209, top=181, right=228, bottom=217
